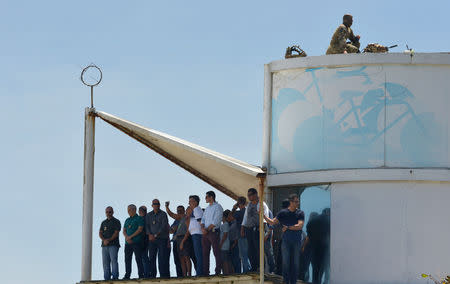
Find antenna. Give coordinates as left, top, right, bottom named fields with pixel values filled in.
left=80, top=64, right=102, bottom=108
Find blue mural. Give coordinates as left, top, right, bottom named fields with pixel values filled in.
left=270, top=66, right=447, bottom=173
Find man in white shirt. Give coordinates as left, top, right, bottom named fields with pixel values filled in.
left=241, top=187, right=269, bottom=272
left=201, top=190, right=224, bottom=275
left=184, top=195, right=204, bottom=276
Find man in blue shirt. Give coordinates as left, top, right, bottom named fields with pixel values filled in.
left=201, top=190, right=223, bottom=275
left=265, top=194, right=304, bottom=284
left=123, top=204, right=145, bottom=279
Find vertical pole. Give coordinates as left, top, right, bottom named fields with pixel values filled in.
left=261, top=63, right=271, bottom=283
left=91, top=86, right=94, bottom=108
left=81, top=107, right=95, bottom=281
left=262, top=64, right=273, bottom=210
left=259, top=177, right=265, bottom=284
left=262, top=64, right=272, bottom=173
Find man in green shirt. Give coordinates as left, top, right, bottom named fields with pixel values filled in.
left=326, top=14, right=361, bottom=54
left=123, top=204, right=145, bottom=279
left=99, top=206, right=121, bottom=280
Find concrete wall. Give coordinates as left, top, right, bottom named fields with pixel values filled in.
left=331, top=181, right=450, bottom=284
left=269, top=62, right=450, bottom=173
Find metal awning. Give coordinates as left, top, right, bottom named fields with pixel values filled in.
left=95, top=110, right=266, bottom=200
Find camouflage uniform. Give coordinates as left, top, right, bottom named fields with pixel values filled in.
left=326, top=24, right=360, bottom=54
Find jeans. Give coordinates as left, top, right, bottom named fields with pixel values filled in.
left=230, top=243, right=241, bottom=273
left=191, top=234, right=203, bottom=276
left=264, top=235, right=275, bottom=273
left=281, top=238, right=301, bottom=284
left=245, top=227, right=259, bottom=272
left=102, top=245, right=119, bottom=280
left=124, top=243, right=144, bottom=279
left=202, top=230, right=222, bottom=275
left=148, top=238, right=170, bottom=278
left=238, top=237, right=251, bottom=272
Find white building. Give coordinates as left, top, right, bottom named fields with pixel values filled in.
left=263, top=53, right=450, bottom=284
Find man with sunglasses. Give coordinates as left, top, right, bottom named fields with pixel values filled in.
left=201, top=190, right=223, bottom=275
left=145, top=199, right=170, bottom=278
left=241, top=187, right=269, bottom=272
left=99, top=206, right=121, bottom=280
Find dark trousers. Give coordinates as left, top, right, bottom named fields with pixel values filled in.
left=230, top=243, right=241, bottom=273
left=141, top=241, right=150, bottom=278
left=281, top=238, right=300, bottom=284
left=172, top=240, right=183, bottom=277
left=299, top=242, right=312, bottom=281
left=245, top=227, right=259, bottom=272
left=274, top=239, right=283, bottom=275
left=202, top=230, right=222, bottom=275
left=124, top=243, right=144, bottom=279
left=311, top=242, right=328, bottom=284
left=148, top=238, right=170, bottom=278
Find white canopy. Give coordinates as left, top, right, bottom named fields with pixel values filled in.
left=95, top=110, right=266, bottom=200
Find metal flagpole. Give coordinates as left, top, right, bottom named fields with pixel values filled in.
left=81, top=107, right=95, bottom=281
left=259, top=176, right=265, bottom=284
left=80, top=65, right=101, bottom=281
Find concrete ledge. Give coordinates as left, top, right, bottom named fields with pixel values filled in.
left=267, top=168, right=450, bottom=187
left=268, top=53, right=450, bottom=72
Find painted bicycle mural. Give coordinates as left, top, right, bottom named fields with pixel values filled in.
left=270, top=65, right=448, bottom=173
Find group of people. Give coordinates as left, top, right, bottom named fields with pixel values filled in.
left=99, top=188, right=330, bottom=284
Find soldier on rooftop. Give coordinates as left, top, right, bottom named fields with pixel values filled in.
left=326, top=14, right=361, bottom=55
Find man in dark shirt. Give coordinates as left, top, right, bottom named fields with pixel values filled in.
left=227, top=211, right=240, bottom=273
left=123, top=204, right=145, bottom=279
left=273, top=199, right=290, bottom=275
left=139, top=206, right=150, bottom=278
left=306, top=208, right=330, bottom=284
left=166, top=203, right=184, bottom=277
left=265, top=194, right=304, bottom=284
left=99, top=206, right=121, bottom=280
left=145, top=199, right=170, bottom=278
left=232, top=196, right=251, bottom=272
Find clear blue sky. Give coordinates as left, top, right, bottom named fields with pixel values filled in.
left=0, top=0, right=449, bottom=283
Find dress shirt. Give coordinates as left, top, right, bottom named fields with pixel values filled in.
left=189, top=206, right=203, bottom=235
left=201, top=202, right=223, bottom=229
left=145, top=209, right=169, bottom=239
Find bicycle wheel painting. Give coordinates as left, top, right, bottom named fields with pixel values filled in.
left=270, top=65, right=448, bottom=173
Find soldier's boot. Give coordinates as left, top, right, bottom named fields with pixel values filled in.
left=346, top=44, right=359, bottom=53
